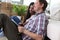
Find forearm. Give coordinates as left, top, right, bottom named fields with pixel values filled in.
left=23, top=29, right=43, bottom=40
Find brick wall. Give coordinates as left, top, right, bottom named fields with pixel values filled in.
left=0, top=2, right=17, bottom=16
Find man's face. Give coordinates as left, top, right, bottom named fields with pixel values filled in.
left=34, top=0, right=43, bottom=12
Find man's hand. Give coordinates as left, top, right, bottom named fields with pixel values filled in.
left=18, top=26, right=25, bottom=33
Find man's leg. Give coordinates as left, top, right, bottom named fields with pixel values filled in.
left=0, top=14, right=22, bottom=40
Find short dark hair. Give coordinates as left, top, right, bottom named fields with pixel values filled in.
left=39, top=0, right=48, bottom=11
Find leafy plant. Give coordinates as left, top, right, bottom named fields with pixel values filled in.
left=12, top=4, right=27, bottom=16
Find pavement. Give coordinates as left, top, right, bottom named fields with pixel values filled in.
left=0, top=37, right=8, bottom=40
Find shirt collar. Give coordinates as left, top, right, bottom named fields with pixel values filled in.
left=35, top=11, right=45, bottom=16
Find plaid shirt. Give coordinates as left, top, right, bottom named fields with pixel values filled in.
left=22, top=12, right=47, bottom=40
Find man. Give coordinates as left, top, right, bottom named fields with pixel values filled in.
left=18, top=0, right=48, bottom=40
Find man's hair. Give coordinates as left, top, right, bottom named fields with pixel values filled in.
left=39, top=0, right=48, bottom=11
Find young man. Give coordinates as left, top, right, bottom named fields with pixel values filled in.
left=18, top=0, right=48, bottom=40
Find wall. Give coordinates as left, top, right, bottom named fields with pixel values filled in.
left=0, top=2, right=18, bottom=16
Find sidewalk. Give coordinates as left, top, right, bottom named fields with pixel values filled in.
left=0, top=37, right=8, bottom=40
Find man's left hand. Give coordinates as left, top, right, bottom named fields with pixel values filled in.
left=18, top=26, right=25, bottom=33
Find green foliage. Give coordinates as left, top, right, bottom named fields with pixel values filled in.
left=12, top=4, right=27, bottom=16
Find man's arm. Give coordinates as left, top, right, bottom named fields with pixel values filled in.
left=23, top=29, right=43, bottom=40
left=18, top=26, right=43, bottom=40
